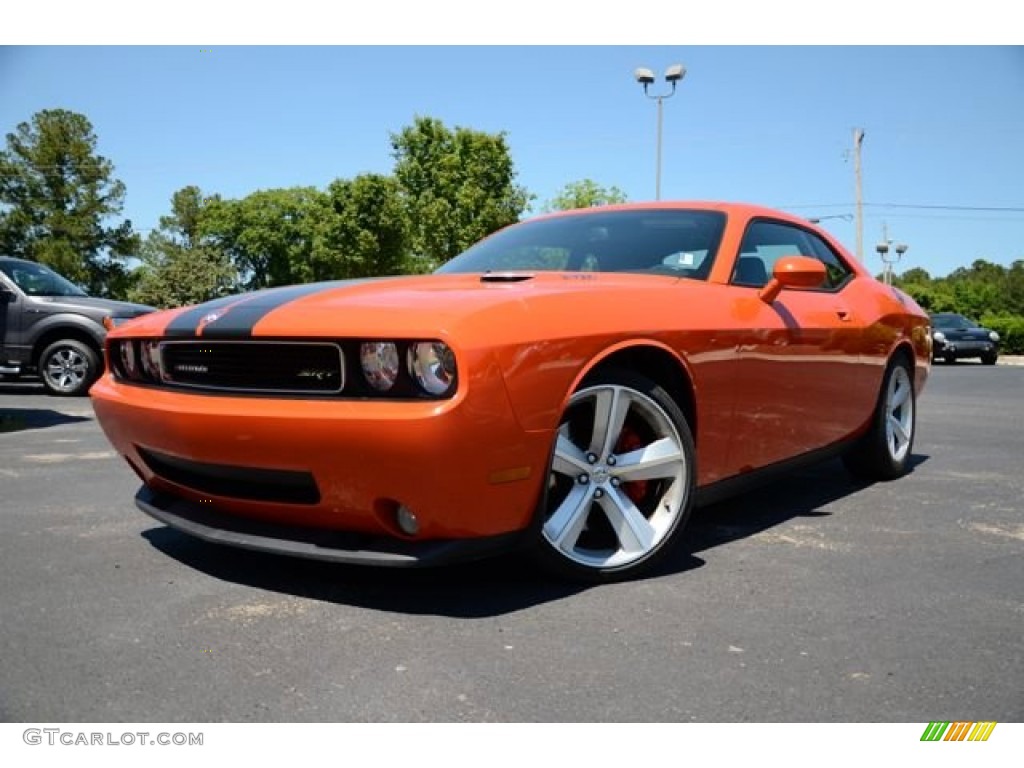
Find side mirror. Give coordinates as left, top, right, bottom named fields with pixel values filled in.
left=759, top=255, right=827, bottom=303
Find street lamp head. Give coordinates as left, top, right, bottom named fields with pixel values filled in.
left=876, top=242, right=890, bottom=255
left=895, top=244, right=908, bottom=256
left=634, top=67, right=656, bottom=85
left=664, top=64, right=686, bottom=83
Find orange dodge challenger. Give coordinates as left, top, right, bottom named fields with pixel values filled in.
left=91, top=202, right=931, bottom=581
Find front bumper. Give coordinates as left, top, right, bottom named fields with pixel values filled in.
left=90, top=370, right=552, bottom=544
left=933, top=339, right=998, bottom=359
left=136, top=486, right=523, bottom=566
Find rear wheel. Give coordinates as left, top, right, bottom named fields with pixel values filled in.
left=39, top=339, right=100, bottom=396
left=843, top=354, right=916, bottom=481
left=531, top=369, right=696, bottom=582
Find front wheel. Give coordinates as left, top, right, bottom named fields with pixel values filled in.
left=981, top=352, right=998, bottom=366
left=843, top=355, right=916, bottom=481
left=530, top=369, right=696, bottom=582
left=39, top=339, right=100, bottom=396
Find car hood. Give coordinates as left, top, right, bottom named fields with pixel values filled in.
left=33, top=294, right=155, bottom=318
left=115, top=272, right=700, bottom=344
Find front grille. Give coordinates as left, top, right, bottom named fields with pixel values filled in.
left=160, top=341, right=344, bottom=394
left=137, top=446, right=321, bottom=505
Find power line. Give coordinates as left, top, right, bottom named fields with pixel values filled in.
left=783, top=202, right=1024, bottom=213
left=868, top=203, right=1024, bottom=213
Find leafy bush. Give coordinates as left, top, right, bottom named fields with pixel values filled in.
left=979, top=313, right=1024, bottom=355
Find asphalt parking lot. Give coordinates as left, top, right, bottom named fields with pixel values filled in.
left=1, top=363, right=1021, bottom=723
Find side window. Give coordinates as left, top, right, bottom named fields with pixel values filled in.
left=733, top=220, right=809, bottom=287
left=805, top=232, right=854, bottom=289
left=732, top=219, right=852, bottom=291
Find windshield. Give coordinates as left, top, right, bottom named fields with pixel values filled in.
left=437, top=209, right=728, bottom=279
left=0, top=260, right=88, bottom=297
left=932, top=314, right=976, bottom=330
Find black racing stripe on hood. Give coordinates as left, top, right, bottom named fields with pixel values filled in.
left=162, top=278, right=393, bottom=339
left=199, top=280, right=380, bottom=339
left=164, top=294, right=245, bottom=338
left=198, top=283, right=344, bottom=339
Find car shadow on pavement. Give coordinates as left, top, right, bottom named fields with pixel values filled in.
left=0, top=407, right=92, bottom=434
left=142, top=454, right=928, bottom=618
left=661, top=454, right=931, bottom=574
left=142, top=527, right=606, bottom=616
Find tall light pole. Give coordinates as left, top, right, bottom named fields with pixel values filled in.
left=853, top=128, right=865, bottom=262
left=635, top=64, right=685, bottom=200
left=876, top=224, right=908, bottom=285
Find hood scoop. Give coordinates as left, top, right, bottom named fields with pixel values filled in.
left=480, top=271, right=536, bottom=283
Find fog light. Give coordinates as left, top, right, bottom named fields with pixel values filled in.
left=396, top=505, right=419, bottom=536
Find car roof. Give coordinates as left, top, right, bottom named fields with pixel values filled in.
left=531, top=200, right=818, bottom=226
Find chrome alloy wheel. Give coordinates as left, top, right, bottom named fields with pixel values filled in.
left=44, top=346, right=89, bottom=393
left=884, top=365, right=914, bottom=464
left=542, top=381, right=690, bottom=571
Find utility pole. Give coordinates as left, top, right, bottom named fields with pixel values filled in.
left=881, top=221, right=891, bottom=284
left=854, top=128, right=865, bottom=263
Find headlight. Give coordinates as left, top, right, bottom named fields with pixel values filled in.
left=407, top=342, right=457, bottom=396
left=141, top=340, right=163, bottom=380
left=118, top=340, right=138, bottom=379
left=989, top=331, right=1000, bottom=342
left=360, top=342, right=400, bottom=392
left=933, top=331, right=946, bottom=342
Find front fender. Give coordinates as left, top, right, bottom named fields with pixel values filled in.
left=27, top=312, right=106, bottom=350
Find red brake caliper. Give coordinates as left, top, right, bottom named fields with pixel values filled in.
left=614, top=427, right=648, bottom=504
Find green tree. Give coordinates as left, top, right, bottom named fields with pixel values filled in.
left=1006, top=260, right=1024, bottom=315
left=897, top=267, right=932, bottom=284
left=0, top=109, right=139, bottom=296
left=542, top=178, right=628, bottom=212
left=129, top=186, right=237, bottom=308
left=391, top=116, right=531, bottom=268
left=940, top=259, right=1011, bottom=319
left=203, top=187, right=322, bottom=290
left=893, top=257, right=1024, bottom=337
left=310, top=174, right=409, bottom=280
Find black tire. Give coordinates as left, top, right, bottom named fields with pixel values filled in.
left=843, top=354, right=916, bottom=481
left=981, top=352, right=998, bottom=366
left=944, top=355, right=956, bottom=365
left=39, top=339, right=100, bottom=397
left=530, top=368, right=696, bottom=582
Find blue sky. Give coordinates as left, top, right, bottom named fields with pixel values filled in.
left=1, top=45, right=1022, bottom=277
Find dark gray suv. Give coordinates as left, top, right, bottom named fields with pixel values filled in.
left=0, top=257, right=154, bottom=396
